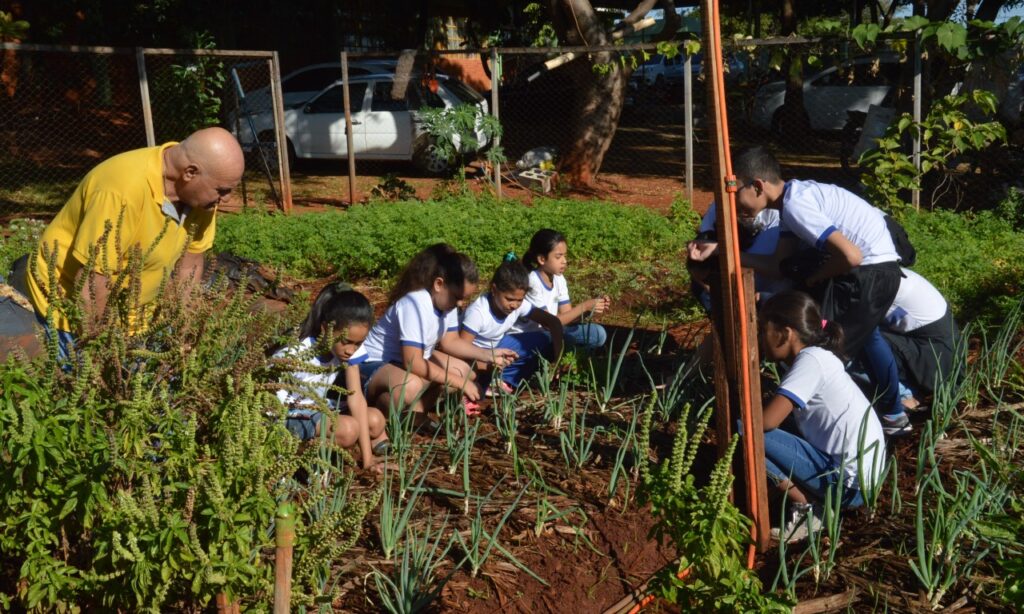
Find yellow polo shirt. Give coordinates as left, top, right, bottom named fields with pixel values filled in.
left=27, top=143, right=216, bottom=331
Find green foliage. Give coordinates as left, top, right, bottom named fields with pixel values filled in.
left=416, top=103, right=505, bottom=176
left=638, top=396, right=792, bottom=612
left=214, top=195, right=688, bottom=281
left=0, top=234, right=375, bottom=610
left=0, top=9, right=29, bottom=41
left=151, top=32, right=226, bottom=141
left=523, top=3, right=558, bottom=48
left=898, top=207, right=1024, bottom=324
left=0, top=217, right=44, bottom=276
left=370, top=174, right=418, bottom=202
left=859, top=90, right=1007, bottom=210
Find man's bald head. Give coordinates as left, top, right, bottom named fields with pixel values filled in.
left=166, top=127, right=245, bottom=210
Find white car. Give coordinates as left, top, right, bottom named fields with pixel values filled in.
left=233, top=73, right=489, bottom=174
left=234, top=60, right=403, bottom=113
left=751, top=56, right=900, bottom=133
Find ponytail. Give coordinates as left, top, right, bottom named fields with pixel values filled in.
left=490, top=252, right=529, bottom=292
left=760, top=291, right=846, bottom=360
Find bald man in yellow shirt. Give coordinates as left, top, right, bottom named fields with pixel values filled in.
left=21, top=127, right=244, bottom=352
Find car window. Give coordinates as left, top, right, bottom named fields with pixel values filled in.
left=407, top=81, right=446, bottom=110
left=811, top=68, right=841, bottom=87
left=443, top=79, right=484, bottom=104
left=307, top=82, right=366, bottom=114
left=371, top=81, right=409, bottom=112
left=644, top=54, right=664, bottom=66
left=283, top=67, right=371, bottom=93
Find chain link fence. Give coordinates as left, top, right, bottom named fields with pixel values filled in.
left=0, top=44, right=288, bottom=220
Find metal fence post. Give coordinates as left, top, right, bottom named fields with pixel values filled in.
left=269, top=52, right=292, bottom=213
left=490, top=48, right=502, bottom=199
left=912, top=32, right=922, bottom=211
left=684, top=53, right=694, bottom=207
left=135, top=48, right=155, bottom=147
left=341, top=51, right=357, bottom=205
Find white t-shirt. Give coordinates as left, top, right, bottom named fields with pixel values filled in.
left=463, top=292, right=535, bottom=349
left=780, top=179, right=898, bottom=266
left=274, top=336, right=339, bottom=408
left=513, top=270, right=570, bottom=333
left=351, top=289, right=457, bottom=364
left=777, top=346, right=886, bottom=489
left=699, top=203, right=791, bottom=299
left=884, top=268, right=947, bottom=333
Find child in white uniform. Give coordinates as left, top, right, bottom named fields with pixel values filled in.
left=461, top=254, right=563, bottom=394
left=516, top=229, right=610, bottom=351
left=274, top=284, right=387, bottom=470
left=758, top=291, right=886, bottom=541
left=349, top=244, right=517, bottom=418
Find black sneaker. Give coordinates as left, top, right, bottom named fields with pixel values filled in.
left=881, top=411, right=912, bottom=436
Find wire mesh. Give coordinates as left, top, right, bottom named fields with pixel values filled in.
left=0, top=47, right=145, bottom=219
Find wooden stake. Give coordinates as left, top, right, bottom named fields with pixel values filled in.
left=341, top=51, right=357, bottom=206
left=274, top=503, right=296, bottom=614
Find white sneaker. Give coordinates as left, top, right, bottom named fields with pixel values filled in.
left=771, top=502, right=821, bottom=543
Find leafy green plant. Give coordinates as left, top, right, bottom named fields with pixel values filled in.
left=558, top=400, right=602, bottom=470
left=372, top=512, right=455, bottom=614
left=151, top=32, right=226, bottom=142
left=454, top=483, right=527, bottom=578
left=590, top=328, right=633, bottom=412
left=378, top=452, right=434, bottom=560
left=0, top=235, right=373, bottom=610
left=859, top=90, right=1007, bottom=210
left=370, top=174, right=418, bottom=202
left=638, top=395, right=792, bottom=612
left=416, top=103, right=504, bottom=177
left=0, top=217, right=44, bottom=276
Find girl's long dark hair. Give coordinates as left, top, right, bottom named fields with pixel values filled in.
left=759, top=290, right=845, bottom=359
left=491, top=253, right=530, bottom=292
left=522, top=228, right=566, bottom=271
left=387, top=243, right=475, bottom=305
left=298, top=283, right=373, bottom=340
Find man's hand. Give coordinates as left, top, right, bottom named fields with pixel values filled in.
left=491, top=348, right=518, bottom=368
left=687, top=240, right=719, bottom=262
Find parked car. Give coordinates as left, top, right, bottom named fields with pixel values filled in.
left=232, top=73, right=489, bottom=175
left=235, top=60, right=404, bottom=113
left=629, top=52, right=748, bottom=89
left=750, top=55, right=900, bottom=133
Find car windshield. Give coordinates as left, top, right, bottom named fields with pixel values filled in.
left=443, top=79, right=484, bottom=104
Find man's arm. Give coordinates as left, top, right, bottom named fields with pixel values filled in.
left=806, top=232, right=862, bottom=286
left=77, top=270, right=111, bottom=335
left=173, top=251, right=206, bottom=296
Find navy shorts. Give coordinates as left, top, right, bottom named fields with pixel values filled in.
left=285, top=407, right=323, bottom=441
left=357, top=360, right=395, bottom=396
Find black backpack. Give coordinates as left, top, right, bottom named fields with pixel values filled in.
left=884, top=215, right=916, bottom=267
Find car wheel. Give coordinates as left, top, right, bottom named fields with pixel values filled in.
left=413, top=137, right=451, bottom=176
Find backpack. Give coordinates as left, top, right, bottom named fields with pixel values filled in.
left=884, top=215, right=916, bottom=267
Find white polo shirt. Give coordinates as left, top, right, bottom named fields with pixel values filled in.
left=513, top=270, right=570, bottom=333
left=780, top=179, right=898, bottom=266
left=463, top=292, right=535, bottom=349
left=351, top=289, right=457, bottom=364
left=699, top=203, right=790, bottom=299
left=777, top=346, right=886, bottom=489
left=274, top=336, right=339, bottom=407
left=884, top=268, right=948, bottom=333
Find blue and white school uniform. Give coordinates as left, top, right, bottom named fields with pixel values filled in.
left=348, top=288, right=458, bottom=391
left=274, top=337, right=341, bottom=440
left=881, top=268, right=960, bottom=394
left=463, top=292, right=534, bottom=349
left=697, top=204, right=791, bottom=301
left=516, top=270, right=606, bottom=350
left=779, top=179, right=903, bottom=417
left=767, top=346, right=886, bottom=506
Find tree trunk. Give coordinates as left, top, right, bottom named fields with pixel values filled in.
left=777, top=0, right=811, bottom=144
left=551, top=0, right=679, bottom=187
left=974, top=0, right=1008, bottom=22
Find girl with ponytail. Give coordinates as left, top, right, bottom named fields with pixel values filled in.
left=757, top=291, right=886, bottom=541
left=460, top=252, right=563, bottom=395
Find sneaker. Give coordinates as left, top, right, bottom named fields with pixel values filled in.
left=484, top=380, right=515, bottom=398
left=463, top=398, right=482, bottom=416
left=372, top=440, right=392, bottom=457
left=771, top=502, right=821, bottom=544
left=881, top=411, right=912, bottom=436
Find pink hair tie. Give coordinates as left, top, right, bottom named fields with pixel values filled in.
left=821, top=319, right=828, bottom=329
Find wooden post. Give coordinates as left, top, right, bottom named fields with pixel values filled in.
left=269, top=53, right=293, bottom=213
left=135, top=48, right=155, bottom=147
left=274, top=503, right=296, bottom=614
left=912, top=32, right=922, bottom=211
left=216, top=592, right=240, bottom=614
left=341, top=51, right=357, bottom=206
left=684, top=54, right=694, bottom=206
left=701, top=0, right=770, bottom=553
left=490, top=48, right=502, bottom=199
left=741, top=268, right=770, bottom=550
